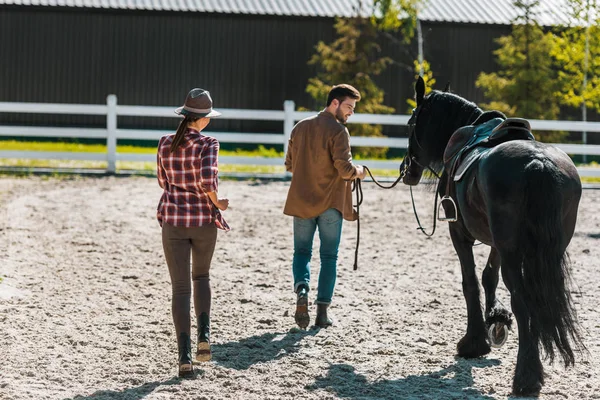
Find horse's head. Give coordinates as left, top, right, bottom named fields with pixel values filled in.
left=400, top=76, right=428, bottom=185
left=400, top=77, right=482, bottom=186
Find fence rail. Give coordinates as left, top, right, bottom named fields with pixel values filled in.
left=1, top=95, right=600, bottom=176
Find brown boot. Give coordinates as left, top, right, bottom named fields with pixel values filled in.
left=196, top=312, right=211, bottom=362
left=315, top=303, right=333, bottom=328
left=294, top=284, right=310, bottom=329
left=178, top=332, right=194, bottom=377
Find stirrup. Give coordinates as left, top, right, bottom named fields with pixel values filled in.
left=438, top=195, right=458, bottom=222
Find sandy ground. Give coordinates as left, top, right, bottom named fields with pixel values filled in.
left=0, top=175, right=599, bottom=400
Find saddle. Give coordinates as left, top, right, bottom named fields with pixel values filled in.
left=443, top=116, right=535, bottom=182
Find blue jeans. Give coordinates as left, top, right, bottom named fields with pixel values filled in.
left=292, top=208, right=343, bottom=304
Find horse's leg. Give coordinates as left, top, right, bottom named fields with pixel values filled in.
left=450, top=227, right=490, bottom=358
left=482, top=247, right=512, bottom=345
left=500, top=252, right=543, bottom=396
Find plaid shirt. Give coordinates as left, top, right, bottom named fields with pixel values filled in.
left=156, top=129, right=230, bottom=231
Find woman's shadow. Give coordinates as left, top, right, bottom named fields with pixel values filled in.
left=307, top=357, right=505, bottom=400
left=211, top=328, right=318, bottom=370
left=65, top=329, right=317, bottom=399
left=66, top=376, right=182, bottom=400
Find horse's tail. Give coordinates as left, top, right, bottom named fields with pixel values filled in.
left=519, top=159, right=583, bottom=367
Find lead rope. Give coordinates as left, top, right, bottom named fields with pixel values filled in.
left=351, top=166, right=405, bottom=270
left=410, top=183, right=440, bottom=237
left=352, top=178, right=363, bottom=271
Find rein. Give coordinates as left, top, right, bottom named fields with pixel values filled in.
left=351, top=166, right=404, bottom=270
left=409, top=178, right=443, bottom=237
left=351, top=165, right=443, bottom=270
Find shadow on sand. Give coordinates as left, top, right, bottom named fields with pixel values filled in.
left=64, top=329, right=316, bottom=398
left=307, top=357, right=503, bottom=400
left=211, top=328, right=318, bottom=370
left=66, top=375, right=184, bottom=400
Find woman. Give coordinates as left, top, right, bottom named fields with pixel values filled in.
left=156, top=88, right=229, bottom=377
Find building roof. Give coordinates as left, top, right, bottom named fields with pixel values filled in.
left=0, top=0, right=580, bottom=26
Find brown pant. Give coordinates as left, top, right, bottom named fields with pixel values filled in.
left=162, top=222, right=217, bottom=340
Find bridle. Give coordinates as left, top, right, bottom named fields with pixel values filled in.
left=405, top=102, right=444, bottom=237
left=405, top=103, right=442, bottom=180
left=351, top=102, right=442, bottom=270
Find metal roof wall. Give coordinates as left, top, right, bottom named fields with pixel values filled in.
left=0, top=0, right=578, bottom=25
left=0, top=8, right=340, bottom=132
left=0, top=6, right=544, bottom=134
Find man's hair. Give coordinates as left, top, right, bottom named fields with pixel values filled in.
left=326, top=84, right=361, bottom=106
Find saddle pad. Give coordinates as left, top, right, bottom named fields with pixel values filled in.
left=453, top=146, right=492, bottom=181
left=444, top=118, right=504, bottom=164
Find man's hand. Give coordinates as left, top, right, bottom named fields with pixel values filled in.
left=217, top=198, right=229, bottom=211
left=355, top=165, right=367, bottom=180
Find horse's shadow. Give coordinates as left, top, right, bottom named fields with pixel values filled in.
left=307, top=357, right=503, bottom=400
left=212, top=329, right=317, bottom=370
left=66, top=376, right=183, bottom=399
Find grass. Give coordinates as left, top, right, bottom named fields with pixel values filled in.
left=1, top=140, right=599, bottom=181
left=0, top=140, right=401, bottom=177
left=0, top=140, right=283, bottom=157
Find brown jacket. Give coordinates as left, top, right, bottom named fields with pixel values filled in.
left=284, top=111, right=359, bottom=221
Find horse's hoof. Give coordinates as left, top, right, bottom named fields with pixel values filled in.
left=512, top=382, right=542, bottom=397
left=457, top=334, right=491, bottom=358
left=488, top=323, right=509, bottom=348
left=513, top=360, right=544, bottom=397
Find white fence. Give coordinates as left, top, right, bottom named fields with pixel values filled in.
left=1, top=95, right=600, bottom=177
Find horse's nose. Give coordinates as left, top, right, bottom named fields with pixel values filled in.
left=402, top=172, right=421, bottom=186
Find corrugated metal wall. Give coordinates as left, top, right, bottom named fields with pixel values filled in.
left=0, top=6, right=508, bottom=134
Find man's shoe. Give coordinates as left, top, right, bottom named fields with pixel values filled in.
left=315, top=303, right=333, bottom=328
left=294, top=285, right=310, bottom=329
left=196, top=312, right=211, bottom=362
left=178, top=332, right=194, bottom=377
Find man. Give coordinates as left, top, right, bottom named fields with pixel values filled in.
left=284, top=84, right=366, bottom=329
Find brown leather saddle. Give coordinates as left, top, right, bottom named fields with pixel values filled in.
left=443, top=117, right=535, bottom=182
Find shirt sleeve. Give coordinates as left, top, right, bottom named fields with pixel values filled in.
left=198, top=138, right=219, bottom=193
left=331, top=127, right=358, bottom=180
left=156, top=137, right=167, bottom=189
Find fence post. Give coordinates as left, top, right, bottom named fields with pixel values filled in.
left=106, top=95, right=117, bottom=174
left=283, top=100, right=295, bottom=156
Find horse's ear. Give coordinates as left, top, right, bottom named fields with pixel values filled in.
left=443, top=81, right=451, bottom=92
left=415, top=76, right=425, bottom=106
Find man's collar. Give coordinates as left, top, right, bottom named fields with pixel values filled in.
left=320, top=109, right=336, bottom=119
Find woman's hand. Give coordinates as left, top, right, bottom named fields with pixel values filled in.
left=207, top=191, right=229, bottom=211
left=216, top=198, right=229, bottom=211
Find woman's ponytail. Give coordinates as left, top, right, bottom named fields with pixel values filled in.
left=170, top=116, right=191, bottom=153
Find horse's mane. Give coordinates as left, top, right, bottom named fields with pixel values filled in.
left=420, top=90, right=482, bottom=174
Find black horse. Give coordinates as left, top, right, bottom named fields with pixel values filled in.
left=400, top=77, right=584, bottom=396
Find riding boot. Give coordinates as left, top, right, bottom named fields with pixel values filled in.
left=294, top=284, right=310, bottom=329
left=196, top=312, right=211, bottom=362
left=177, top=332, right=194, bottom=377
left=315, top=303, right=333, bottom=328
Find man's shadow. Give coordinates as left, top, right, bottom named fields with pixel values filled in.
left=66, top=376, right=183, bottom=400
left=212, top=329, right=318, bottom=370
left=307, top=358, right=503, bottom=400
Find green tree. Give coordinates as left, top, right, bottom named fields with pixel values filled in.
left=475, top=1, right=564, bottom=141
left=551, top=0, right=600, bottom=113
left=372, top=0, right=420, bottom=39
left=306, top=1, right=420, bottom=158
left=307, top=18, right=393, bottom=158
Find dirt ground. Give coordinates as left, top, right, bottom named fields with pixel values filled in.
left=1, top=175, right=599, bottom=400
